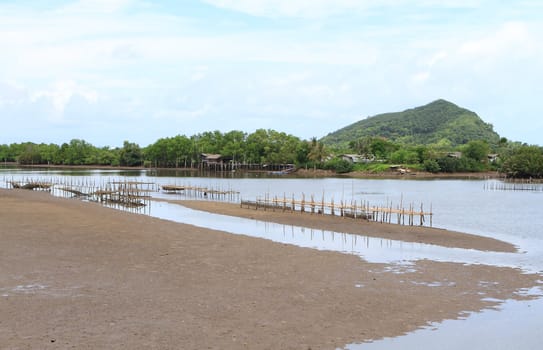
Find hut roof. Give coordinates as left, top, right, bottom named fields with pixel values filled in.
left=201, top=153, right=222, bottom=160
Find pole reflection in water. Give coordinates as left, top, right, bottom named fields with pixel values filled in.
left=148, top=201, right=543, bottom=273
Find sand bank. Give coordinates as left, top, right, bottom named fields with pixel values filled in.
left=175, top=199, right=516, bottom=253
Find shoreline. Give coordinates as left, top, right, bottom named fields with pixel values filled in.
left=1, top=188, right=541, bottom=349
left=3, top=163, right=504, bottom=180
left=165, top=199, right=517, bottom=253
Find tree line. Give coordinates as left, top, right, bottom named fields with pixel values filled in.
left=0, top=130, right=311, bottom=168
left=1, top=129, right=542, bottom=178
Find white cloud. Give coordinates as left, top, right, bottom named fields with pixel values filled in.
left=411, top=71, right=430, bottom=84
left=58, top=0, right=136, bottom=14
left=202, top=0, right=487, bottom=18
left=202, top=0, right=364, bottom=18
left=190, top=66, right=209, bottom=82
left=428, top=51, right=447, bottom=67
left=406, top=21, right=542, bottom=84
left=459, top=22, right=537, bottom=59
left=264, top=72, right=312, bottom=88
left=0, top=81, right=28, bottom=106
left=152, top=104, right=213, bottom=122
left=31, top=80, right=98, bottom=114
left=1, top=0, right=542, bottom=145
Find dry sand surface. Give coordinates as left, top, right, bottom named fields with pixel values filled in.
left=1, top=189, right=541, bottom=350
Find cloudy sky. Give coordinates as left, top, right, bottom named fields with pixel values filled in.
left=1, top=0, right=542, bottom=147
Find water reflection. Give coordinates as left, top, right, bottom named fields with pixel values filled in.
left=149, top=201, right=543, bottom=273
left=348, top=290, right=543, bottom=350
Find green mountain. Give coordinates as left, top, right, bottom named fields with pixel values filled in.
left=322, top=99, right=500, bottom=147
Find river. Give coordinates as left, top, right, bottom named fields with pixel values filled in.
left=1, top=167, right=542, bottom=349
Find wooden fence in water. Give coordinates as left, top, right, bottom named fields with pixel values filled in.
left=484, top=179, right=543, bottom=192
left=3, top=176, right=433, bottom=227
left=3, top=176, right=156, bottom=212
left=241, top=193, right=433, bottom=227
left=161, top=184, right=240, bottom=202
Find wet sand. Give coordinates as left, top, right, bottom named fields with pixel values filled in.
left=1, top=189, right=540, bottom=349
left=176, top=199, right=517, bottom=253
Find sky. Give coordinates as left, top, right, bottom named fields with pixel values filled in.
left=1, top=0, right=542, bottom=147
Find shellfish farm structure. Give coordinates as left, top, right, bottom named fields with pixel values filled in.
left=241, top=193, right=433, bottom=227
left=3, top=176, right=156, bottom=212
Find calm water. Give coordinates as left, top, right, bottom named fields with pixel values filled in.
left=4, top=168, right=540, bottom=242
left=2, top=168, right=543, bottom=348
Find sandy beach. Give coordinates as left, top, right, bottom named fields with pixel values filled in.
left=1, top=189, right=541, bottom=349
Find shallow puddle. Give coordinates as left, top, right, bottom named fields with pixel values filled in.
left=347, top=288, right=543, bottom=349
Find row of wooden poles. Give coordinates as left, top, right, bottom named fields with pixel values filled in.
left=4, top=176, right=53, bottom=191
left=241, top=193, right=433, bottom=227
left=484, top=179, right=543, bottom=192
left=3, top=176, right=432, bottom=227
left=3, top=176, right=156, bottom=211
left=161, top=184, right=240, bottom=202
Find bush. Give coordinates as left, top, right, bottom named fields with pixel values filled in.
left=423, top=159, right=441, bottom=173
left=390, top=149, right=420, bottom=164
left=323, top=158, right=354, bottom=173
left=436, top=156, right=486, bottom=172
left=352, top=163, right=390, bottom=173
left=501, top=145, right=543, bottom=178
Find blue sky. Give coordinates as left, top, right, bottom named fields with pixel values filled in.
left=1, top=0, right=542, bottom=147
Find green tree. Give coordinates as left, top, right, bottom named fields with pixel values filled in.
left=276, top=133, right=301, bottom=164
left=17, top=143, right=42, bottom=165
left=245, top=129, right=268, bottom=164
left=323, top=158, right=353, bottom=173
left=501, top=145, right=543, bottom=178
left=97, top=147, right=119, bottom=166
left=221, top=130, right=247, bottom=163
left=58, top=139, right=96, bottom=165
left=436, top=157, right=461, bottom=173
left=463, top=140, right=490, bottom=163
left=174, top=135, right=193, bottom=167
left=431, top=138, right=453, bottom=152
left=195, top=130, right=224, bottom=154
left=0, top=144, right=9, bottom=163
left=349, top=137, right=373, bottom=157
left=295, top=141, right=311, bottom=165
left=119, top=141, right=143, bottom=166
left=369, top=138, right=398, bottom=160
left=423, top=159, right=441, bottom=173
left=412, top=145, right=432, bottom=163
left=145, top=137, right=173, bottom=167
left=389, top=149, right=420, bottom=164
left=308, top=137, right=327, bottom=168
left=38, top=143, right=60, bottom=165
left=243, top=129, right=303, bottom=164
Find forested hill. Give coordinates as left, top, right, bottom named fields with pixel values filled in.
left=321, top=99, right=501, bottom=147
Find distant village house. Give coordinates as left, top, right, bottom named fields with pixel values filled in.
left=340, top=154, right=375, bottom=164
left=200, top=153, right=233, bottom=165
left=487, top=154, right=499, bottom=162
left=447, top=152, right=462, bottom=159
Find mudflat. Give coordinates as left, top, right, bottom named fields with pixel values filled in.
left=1, top=189, right=540, bottom=350
left=177, top=199, right=517, bottom=253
